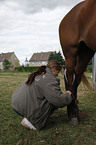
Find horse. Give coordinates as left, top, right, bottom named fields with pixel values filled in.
left=59, top=0, right=96, bottom=124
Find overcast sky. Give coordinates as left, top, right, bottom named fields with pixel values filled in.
left=0, top=0, right=82, bottom=65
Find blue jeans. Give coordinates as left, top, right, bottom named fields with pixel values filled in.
left=13, top=108, right=23, bottom=117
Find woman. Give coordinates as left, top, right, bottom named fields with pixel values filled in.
left=11, top=60, right=73, bottom=130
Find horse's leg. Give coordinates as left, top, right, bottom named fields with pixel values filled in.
left=63, top=45, right=78, bottom=88
left=63, top=47, right=79, bottom=122
left=65, top=57, right=76, bottom=88
left=64, top=42, right=95, bottom=123
left=74, top=42, right=95, bottom=118
left=65, top=58, right=80, bottom=123
left=75, top=42, right=95, bottom=85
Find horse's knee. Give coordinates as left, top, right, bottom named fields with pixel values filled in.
left=65, top=60, right=76, bottom=86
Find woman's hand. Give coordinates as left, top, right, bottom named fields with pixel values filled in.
left=66, top=90, right=71, bottom=95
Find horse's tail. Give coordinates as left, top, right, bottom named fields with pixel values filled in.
left=81, top=73, right=92, bottom=90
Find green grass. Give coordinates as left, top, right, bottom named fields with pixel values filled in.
left=0, top=72, right=96, bottom=145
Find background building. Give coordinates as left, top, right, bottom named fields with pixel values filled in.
left=0, top=52, right=20, bottom=70
left=29, top=51, right=55, bottom=66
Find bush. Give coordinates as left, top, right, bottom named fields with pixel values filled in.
left=2, top=59, right=12, bottom=71
left=86, top=65, right=92, bottom=72
left=15, top=66, right=39, bottom=72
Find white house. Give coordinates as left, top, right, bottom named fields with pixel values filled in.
left=29, top=51, right=55, bottom=66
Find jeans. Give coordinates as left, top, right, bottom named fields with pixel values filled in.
left=13, top=108, right=23, bottom=117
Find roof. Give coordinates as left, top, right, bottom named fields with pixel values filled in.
left=0, top=52, right=14, bottom=62
left=29, top=51, right=55, bottom=62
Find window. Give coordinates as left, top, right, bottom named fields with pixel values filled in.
left=42, top=61, right=46, bottom=64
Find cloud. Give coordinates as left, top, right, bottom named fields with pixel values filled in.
left=0, top=0, right=82, bottom=64
left=18, top=0, right=82, bottom=14
left=0, top=0, right=82, bottom=14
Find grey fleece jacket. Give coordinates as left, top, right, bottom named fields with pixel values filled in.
left=11, top=67, right=72, bottom=130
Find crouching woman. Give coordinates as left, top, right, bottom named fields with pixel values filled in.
left=11, top=60, right=72, bottom=130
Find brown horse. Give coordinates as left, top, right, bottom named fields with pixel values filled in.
left=59, top=0, right=96, bottom=123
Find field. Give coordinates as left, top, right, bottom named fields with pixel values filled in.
left=0, top=71, right=96, bottom=145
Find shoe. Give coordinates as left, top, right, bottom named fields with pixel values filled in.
left=21, top=118, right=37, bottom=130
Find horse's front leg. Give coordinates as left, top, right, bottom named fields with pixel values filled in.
left=64, top=56, right=79, bottom=123
left=65, top=57, right=75, bottom=87
left=65, top=56, right=78, bottom=97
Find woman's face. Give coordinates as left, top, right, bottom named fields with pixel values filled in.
left=51, top=67, right=60, bottom=76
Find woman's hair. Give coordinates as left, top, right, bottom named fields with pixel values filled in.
left=25, top=60, right=61, bottom=85
left=47, top=60, right=61, bottom=71
left=25, top=66, right=46, bottom=85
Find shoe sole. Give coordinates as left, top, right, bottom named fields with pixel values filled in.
left=21, top=121, right=32, bottom=129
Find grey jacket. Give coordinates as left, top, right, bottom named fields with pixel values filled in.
left=11, top=68, right=72, bottom=129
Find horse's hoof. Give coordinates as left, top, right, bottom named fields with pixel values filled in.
left=69, top=117, right=79, bottom=125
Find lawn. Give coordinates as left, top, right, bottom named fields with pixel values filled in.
left=0, top=71, right=96, bottom=145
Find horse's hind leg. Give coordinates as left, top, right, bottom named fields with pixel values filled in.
left=75, top=42, right=95, bottom=85
left=73, top=42, right=95, bottom=119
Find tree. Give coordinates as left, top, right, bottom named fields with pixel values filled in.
left=48, top=52, right=55, bottom=61
left=2, top=59, right=12, bottom=70
left=48, top=51, right=65, bottom=66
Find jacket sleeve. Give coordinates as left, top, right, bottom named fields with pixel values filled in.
left=43, top=78, right=73, bottom=108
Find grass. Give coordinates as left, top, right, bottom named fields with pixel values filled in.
left=0, top=71, right=96, bottom=145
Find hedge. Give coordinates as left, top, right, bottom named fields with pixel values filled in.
left=14, top=65, right=92, bottom=72
left=15, top=66, right=39, bottom=72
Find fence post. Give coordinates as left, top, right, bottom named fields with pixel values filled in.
left=92, top=53, right=96, bottom=90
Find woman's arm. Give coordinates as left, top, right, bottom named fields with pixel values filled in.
left=43, top=79, right=73, bottom=108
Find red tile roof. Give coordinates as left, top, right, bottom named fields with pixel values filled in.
left=0, top=52, right=14, bottom=62
left=29, top=51, right=55, bottom=62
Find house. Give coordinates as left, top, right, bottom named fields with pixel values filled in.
left=0, top=52, right=20, bottom=70
left=29, top=51, right=55, bottom=66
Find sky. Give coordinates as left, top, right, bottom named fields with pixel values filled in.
left=0, top=0, right=82, bottom=65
